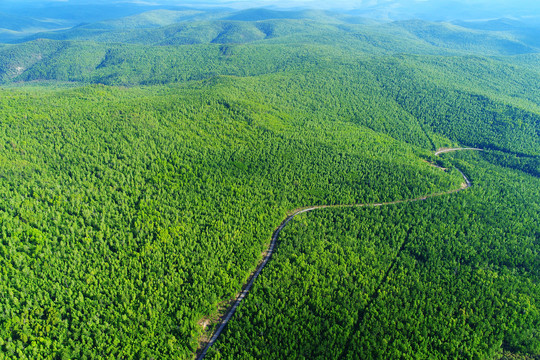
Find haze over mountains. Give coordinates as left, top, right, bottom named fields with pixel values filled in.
left=1, top=0, right=539, bottom=43
left=0, top=1, right=539, bottom=86
left=1, top=1, right=539, bottom=360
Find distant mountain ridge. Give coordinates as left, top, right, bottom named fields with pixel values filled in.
left=0, top=3, right=202, bottom=43
left=0, top=12, right=70, bottom=43
left=11, top=14, right=538, bottom=55
left=2, top=5, right=539, bottom=45
left=0, top=8, right=538, bottom=93
left=452, top=18, right=540, bottom=48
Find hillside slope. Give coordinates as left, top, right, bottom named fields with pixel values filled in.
left=0, top=9, right=539, bottom=360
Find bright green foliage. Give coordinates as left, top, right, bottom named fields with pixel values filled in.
left=372, top=59, right=540, bottom=155
left=0, top=10, right=538, bottom=360
left=0, top=81, right=461, bottom=359
left=211, top=152, right=540, bottom=359
left=347, top=152, right=540, bottom=359
left=209, top=206, right=412, bottom=359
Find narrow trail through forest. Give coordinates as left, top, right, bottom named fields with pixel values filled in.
left=197, top=148, right=480, bottom=360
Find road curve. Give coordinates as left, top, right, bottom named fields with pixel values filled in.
left=434, top=147, right=483, bottom=156
left=197, top=148, right=479, bottom=359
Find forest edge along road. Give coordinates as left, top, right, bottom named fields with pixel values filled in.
left=196, top=147, right=480, bottom=359
left=196, top=148, right=481, bottom=360
left=434, top=147, right=483, bottom=156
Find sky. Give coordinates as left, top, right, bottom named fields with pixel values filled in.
left=2, top=0, right=538, bottom=8
left=2, top=0, right=538, bottom=44
left=1, top=0, right=539, bottom=21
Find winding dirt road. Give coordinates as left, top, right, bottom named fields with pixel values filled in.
left=197, top=148, right=479, bottom=359
left=434, top=147, right=483, bottom=156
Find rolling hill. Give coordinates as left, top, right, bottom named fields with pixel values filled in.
left=0, top=12, right=70, bottom=43
left=0, top=7, right=539, bottom=360
left=1, top=14, right=537, bottom=89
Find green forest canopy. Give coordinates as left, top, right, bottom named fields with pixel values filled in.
left=0, top=10, right=539, bottom=360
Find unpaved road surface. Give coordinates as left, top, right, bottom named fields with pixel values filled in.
left=197, top=148, right=480, bottom=359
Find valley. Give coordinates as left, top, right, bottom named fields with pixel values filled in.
left=0, top=5, right=538, bottom=360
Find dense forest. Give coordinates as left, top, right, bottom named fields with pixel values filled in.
left=210, top=151, right=540, bottom=359
left=0, top=7, right=539, bottom=360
